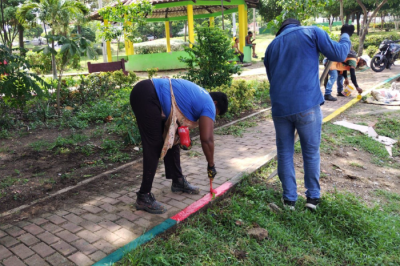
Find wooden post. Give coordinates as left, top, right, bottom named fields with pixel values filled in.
left=165, top=21, right=171, bottom=52
left=187, top=5, right=194, bottom=48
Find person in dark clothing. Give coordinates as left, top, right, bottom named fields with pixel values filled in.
left=130, top=78, right=228, bottom=214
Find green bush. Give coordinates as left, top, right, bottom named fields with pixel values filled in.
left=134, top=39, right=188, bottom=55
left=26, top=51, right=52, bottom=74
left=179, top=23, right=241, bottom=89
left=213, top=80, right=256, bottom=115
left=365, top=45, right=378, bottom=58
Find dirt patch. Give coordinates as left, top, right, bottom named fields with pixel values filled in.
left=294, top=103, right=400, bottom=204
left=0, top=106, right=269, bottom=214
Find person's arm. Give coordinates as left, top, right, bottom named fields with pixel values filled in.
left=342, top=71, right=350, bottom=86
left=314, top=27, right=351, bottom=62
left=199, top=116, right=214, bottom=167
left=349, top=67, right=362, bottom=93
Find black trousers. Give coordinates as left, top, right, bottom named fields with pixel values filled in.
left=130, top=80, right=183, bottom=194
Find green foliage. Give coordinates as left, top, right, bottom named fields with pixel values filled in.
left=146, top=67, right=158, bottom=79
left=25, top=26, right=44, bottom=39
left=215, top=120, right=257, bottom=137
left=365, top=45, right=378, bottom=58
left=111, top=70, right=138, bottom=88
left=71, top=26, right=96, bottom=42
left=213, top=80, right=256, bottom=115
left=134, top=40, right=187, bottom=55
left=25, top=50, right=52, bottom=74
left=118, top=170, right=400, bottom=266
left=351, top=31, right=400, bottom=52
left=99, top=0, right=153, bottom=23
left=179, top=24, right=240, bottom=89
left=0, top=45, right=50, bottom=111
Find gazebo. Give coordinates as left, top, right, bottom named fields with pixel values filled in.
left=90, top=0, right=258, bottom=71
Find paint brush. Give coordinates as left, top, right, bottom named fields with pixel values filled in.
left=209, top=178, right=217, bottom=195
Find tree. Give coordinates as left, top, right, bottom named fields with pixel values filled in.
left=0, top=44, right=50, bottom=111
left=258, top=0, right=282, bottom=23
left=179, top=24, right=240, bottom=89
left=25, top=25, right=43, bottom=38
left=0, top=0, right=25, bottom=49
left=354, top=0, right=397, bottom=55
left=17, top=0, right=89, bottom=79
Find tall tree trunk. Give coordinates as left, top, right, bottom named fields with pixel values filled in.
left=51, top=40, right=58, bottom=80
left=57, top=72, right=62, bottom=117
left=355, top=0, right=388, bottom=56
left=339, top=0, right=344, bottom=25
left=18, top=24, right=25, bottom=56
left=184, top=21, right=187, bottom=42
left=356, top=12, right=360, bottom=36
left=345, top=14, right=350, bottom=24
left=329, top=16, right=332, bottom=32
left=221, top=0, right=224, bottom=30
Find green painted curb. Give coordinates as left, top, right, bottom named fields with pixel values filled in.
left=92, top=218, right=177, bottom=266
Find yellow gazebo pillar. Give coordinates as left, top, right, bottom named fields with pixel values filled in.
left=187, top=5, right=194, bottom=47
left=245, top=8, right=248, bottom=34
left=104, top=19, right=112, bottom=62
left=209, top=17, right=215, bottom=27
left=124, top=22, right=130, bottom=56
left=126, top=21, right=134, bottom=55
left=165, top=21, right=171, bottom=52
left=238, top=5, right=246, bottom=52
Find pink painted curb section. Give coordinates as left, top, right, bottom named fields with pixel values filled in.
left=171, top=182, right=234, bottom=222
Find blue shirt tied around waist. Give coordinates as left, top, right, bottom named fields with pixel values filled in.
left=264, top=25, right=351, bottom=117
left=152, top=78, right=216, bottom=122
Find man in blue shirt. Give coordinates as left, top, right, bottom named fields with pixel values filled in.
left=264, top=19, right=353, bottom=210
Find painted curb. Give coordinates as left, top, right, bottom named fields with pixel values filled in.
left=92, top=72, right=400, bottom=266
left=323, top=73, right=400, bottom=123
left=92, top=218, right=177, bottom=266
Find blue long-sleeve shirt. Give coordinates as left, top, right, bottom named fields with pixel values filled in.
left=264, top=25, right=351, bottom=117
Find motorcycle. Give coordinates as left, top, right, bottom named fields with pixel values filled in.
left=370, top=39, right=400, bottom=72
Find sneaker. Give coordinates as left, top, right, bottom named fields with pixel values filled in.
left=305, top=197, right=320, bottom=210
left=281, top=198, right=296, bottom=210
left=324, top=94, right=337, bottom=101
left=135, top=192, right=167, bottom=214
left=253, top=55, right=258, bottom=58
left=337, top=92, right=345, bottom=97
left=171, top=176, right=200, bottom=194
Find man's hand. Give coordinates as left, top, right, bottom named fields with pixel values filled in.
left=207, top=164, right=217, bottom=179
left=356, top=87, right=363, bottom=94
left=341, top=24, right=355, bottom=37
left=344, top=79, right=349, bottom=86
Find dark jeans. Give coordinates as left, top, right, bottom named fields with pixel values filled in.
left=130, top=80, right=183, bottom=194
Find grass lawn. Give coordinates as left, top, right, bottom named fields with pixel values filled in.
left=116, top=113, right=400, bottom=265
left=116, top=162, right=400, bottom=265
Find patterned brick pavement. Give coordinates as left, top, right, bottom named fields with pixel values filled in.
left=0, top=68, right=397, bottom=266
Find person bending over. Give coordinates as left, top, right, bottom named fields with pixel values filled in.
left=130, top=78, right=228, bottom=214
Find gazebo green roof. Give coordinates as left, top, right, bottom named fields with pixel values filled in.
left=90, top=0, right=259, bottom=22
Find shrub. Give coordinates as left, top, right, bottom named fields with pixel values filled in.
left=213, top=80, right=256, bottom=115
left=365, top=45, right=378, bottom=58
left=26, top=51, right=52, bottom=74
left=0, top=45, right=50, bottom=111
left=134, top=39, right=188, bottom=55
left=179, top=23, right=241, bottom=89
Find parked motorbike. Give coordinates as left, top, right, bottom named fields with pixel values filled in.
left=370, top=39, right=400, bottom=72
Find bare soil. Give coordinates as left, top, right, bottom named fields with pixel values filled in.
left=0, top=105, right=268, bottom=214
left=293, top=103, right=400, bottom=203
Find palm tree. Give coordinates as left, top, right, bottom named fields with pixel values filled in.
left=17, top=0, right=88, bottom=79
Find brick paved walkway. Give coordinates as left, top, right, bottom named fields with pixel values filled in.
left=0, top=68, right=398, bottom=266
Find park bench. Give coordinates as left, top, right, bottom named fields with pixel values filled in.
left=87, top=59, right=128, bottom=75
